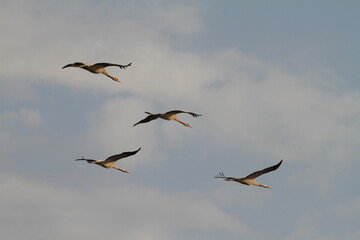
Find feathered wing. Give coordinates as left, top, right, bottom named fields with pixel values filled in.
left=62, top=63, right=74, bottom=69
left=165, top=110, right=201, bottom=118
left=75, top=157, right=97, bottom=164
left=214, top=172, right=237, bottom=181
left=245, top=160, right=283, bottom=179
left=103, top=147, right=141, bottom=164
left=94, top=62, right=132, bottom=69
left=62, top=62, right=84, bottom=69
left=133, top=114, right=160, bottom=126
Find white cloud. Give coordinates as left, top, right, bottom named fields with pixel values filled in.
left=0, top=174, right=260, bottom=240
left=287, top=196, right=360, bottom=240
left=0, top=108, right=42, bottom=127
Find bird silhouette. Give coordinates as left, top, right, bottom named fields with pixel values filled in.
left=133, top=110, right=201, bottom=128
left=62, top=62, right=131, bottom=82
left=215, top=160, right=283, bottom=188
left=75, top=148, right=141, bottom=173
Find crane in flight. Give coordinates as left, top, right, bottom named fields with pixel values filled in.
left=62, top=62, right=131, bottom=82
left=75, top=147, right=141, bottom=173
left=133, top=110, right=201, bottom=128
left=215, top=160, right=283, bottom=188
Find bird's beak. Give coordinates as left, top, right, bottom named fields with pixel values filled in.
left=62, top=63, right=75, bottom=69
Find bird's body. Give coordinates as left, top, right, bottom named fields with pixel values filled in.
left=215, top=160, right=283, bottom=188
left=62, top=62, right=131, bottom=82
left=133, top=110, right=201, bottom=128
left=76, top=148, right=141, bottom=173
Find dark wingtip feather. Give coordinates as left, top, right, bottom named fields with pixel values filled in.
left=215, top=172, right=226, bottom=178
left=276, top=159, right=283, bottom=168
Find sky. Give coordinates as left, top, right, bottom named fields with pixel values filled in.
left=1, top=0, right=360, bottom=239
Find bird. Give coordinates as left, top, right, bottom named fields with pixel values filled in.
left=62, top=62, right=131, bottom=82
left=133, top=110, right=201, bottom=128
left=75, top=147, right=141, bottom=173
left=215, top=160, right=283, bottom=189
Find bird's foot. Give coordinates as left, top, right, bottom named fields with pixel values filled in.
left=113, top=77, right=121, bottom=83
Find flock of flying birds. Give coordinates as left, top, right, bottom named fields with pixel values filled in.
left=63, top=61, right=283, bottom=189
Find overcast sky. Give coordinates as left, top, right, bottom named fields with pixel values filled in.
left=1, top=1, right=359, bottom=239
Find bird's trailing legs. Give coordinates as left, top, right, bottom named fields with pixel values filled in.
left=114, top=166, right=129, bottom=173
left=103, top=71, right=120, bottom=83
left=175, top=119, right=192, bottom=128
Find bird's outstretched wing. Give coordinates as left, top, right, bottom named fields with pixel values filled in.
left=94, top=62, right=132, bottom=69
left=245, top=160, right=283, bottom=179
left=133, top=114, right=160, bottom=126
left=165, top=110, right=201, bottom=118
left=103, top=147, right=141, bottom=164
left=62, top=62, right=84, bottom=69
left=75, top=156, right=97, bottom=164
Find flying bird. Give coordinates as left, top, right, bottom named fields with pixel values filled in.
left=62, top=62, right=131, bottom=82
left=133, top=110, right=201, bottom=128
left=215, top=160, right=283, bottom=189
left=75, top=147, right=141, bottom=173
